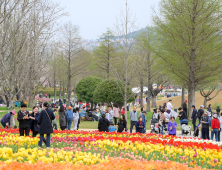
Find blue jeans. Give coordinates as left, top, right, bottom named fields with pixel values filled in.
left=67, top=118, right=73, bottom=130
left=159, top=126, right=164, bottom=135
left=179, top=120, right=183, bottom=134
left=39, top=134, right=50, bottom=147
left=211, top=129, right=219, bottom=141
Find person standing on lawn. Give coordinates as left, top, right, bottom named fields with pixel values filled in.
left=139, top=107, right=145, bottom=117
left=166, top=100, right=174, bottom=114
left=130, top=107, right=138, bottom=133
left=66, top=106, right=73, bottom=130
left=17, top=104, right=30, bottom=136
left=108, top=105, right=114, bottom=124
left=73, top=108, right=79, bottom=130
left=182, top=100, right=188, bottom=117
left=207, top=104, right=213, bottom=126
left=201, top=111, right=210, bottom=140
left=1, top=111, right=15, bottom=128
left=167, top=116, right=177, bottom=136
left=113, top=103, right=120, bottom=125
left=38, top=102, right=55, bottom=149
left=211, top=114, right=220, bottom=141
left=178, top=107, right=187, bottom=134
left=142, top=111, right=147, bottom=133
left=59, top=105, right=66, bottom=130
left=191, top=105, right=197, bottom=131
left=52, top=109, right=58, bottom=130
left=159, top=109, right=166, bottom=135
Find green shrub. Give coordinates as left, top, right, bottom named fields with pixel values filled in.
left=0, top=107, right=9, bottom=110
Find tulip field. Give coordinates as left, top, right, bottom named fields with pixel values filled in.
left=0, top=128, right=221, bottom=169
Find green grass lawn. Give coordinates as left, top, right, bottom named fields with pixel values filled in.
left=0, top=109, right=195, bottom=131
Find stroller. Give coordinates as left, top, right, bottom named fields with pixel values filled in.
left=150, top=118, right=159, bottom=134
left=181, top=119, right=191, bottom=135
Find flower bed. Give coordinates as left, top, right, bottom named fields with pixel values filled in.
left=0, top=128, right=221, bottom=169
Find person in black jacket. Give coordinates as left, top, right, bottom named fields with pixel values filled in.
left=17, top=104, right=30, bottom=136
left=98, top=114, right=109, bottom=132
left=178, top=107, right=187, bottom=134
left=117, top=114, right=127, bottom=132
left=182, top=100, right=188, bottom=116
left=38, top=102, right=55, bottom=148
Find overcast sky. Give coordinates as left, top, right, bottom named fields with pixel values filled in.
left=54, top=0, right=161, bottom=39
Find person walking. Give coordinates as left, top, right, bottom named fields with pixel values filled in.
left=130, top=107, right=138, bottom=133
left=52, top=109, right=58, bottom=130
left=17, top=104, right=30, bottom=136
left=167, top=116, right=177, bottom=136
left=211, top=114, right=220, bottom=141
left=117, top=114, right=127, bottom=133
left=66, top=106, right=73, bottom=130
left=98, top=114, right=109, bottom=132
left=136, top=116, right=145, bottom=133
left=59, top=105, right=66, bottom=130
left=73, top=108, right=79, bottom=130
left=166, top=100, right=174, bottom=113
left=191, top=105, right=197, bottom=131
left=1, top=111, right=15, bottom=128
left=178, top=107, right=187, bottom=134
left=113, top=103, right=120, bottom=125
left=201, top=111, right=210, bottom=140
left=37, top=102, right=55, bottom=149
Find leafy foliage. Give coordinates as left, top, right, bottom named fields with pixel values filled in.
left=93, top=79, right=134, bottom=107
left=75, top=76, right=102, bottom=103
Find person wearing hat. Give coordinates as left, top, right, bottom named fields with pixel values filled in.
left=211, top=114, right=220, bottom=141
left=66, top=106, right=73, bottom=130
left=191, top=105, right=197, bottom=131
left=201, top=111, right=210, bottom=140
left=1, top=110, right=15, bottom=128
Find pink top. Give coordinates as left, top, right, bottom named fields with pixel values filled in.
left=113, top=107, right=120, bottom=118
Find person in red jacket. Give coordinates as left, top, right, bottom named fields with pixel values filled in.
left=211, top=114, right=220, bottom=141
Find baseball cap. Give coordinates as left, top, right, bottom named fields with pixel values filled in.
left=200, top=105, right=204, bottom=108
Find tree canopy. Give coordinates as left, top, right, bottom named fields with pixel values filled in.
left=93, top=79, right=134, bottom=107
left=75, top=76, right=102, bottom=104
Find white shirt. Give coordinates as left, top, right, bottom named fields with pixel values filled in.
left=164, top=112, right=171, bottom=119
left=167, top=102, right=173, bottom=110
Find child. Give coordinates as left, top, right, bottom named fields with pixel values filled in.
left=108, top=123, right=117, bottom=132
left=52, top=109, right=58, bottom=130
left=17, top=104, right=30, bottom=136
left=121, top=108, right=125, bottom=115
left=17, top=101, right=21, bottom=109
left=167, top=116, right=177, bottom=136
left=136, top=116, right=145, bottom=133
left=211, top=114, right=220, bottom=141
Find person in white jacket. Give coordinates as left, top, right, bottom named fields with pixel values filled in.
left=73, top=108, right=79, bottom=130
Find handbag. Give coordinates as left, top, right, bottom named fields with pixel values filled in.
left=45, top=109, right=53, bottom=128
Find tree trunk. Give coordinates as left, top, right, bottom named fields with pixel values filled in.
left=54, top=79, right=56, bottom=102
left=9, top=96, right=14, bottom=111
left=151, top=95, right=157, bottom=108
left=188, top=83, right=195, bottom=118
left=146, top=91, right=151, bottom=112
left=181, top=87, right=185, bottom=107
left=140, top=79, right=144, bottom=108
left=29, top=94, right=35, bottom=108
left=63, top=81, right=65, bottom=100
left=59, top=81, right=62, bottom=99
left=67, top=77, right=71, bottom=107
left=204, top=97, right=207, bottom=108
